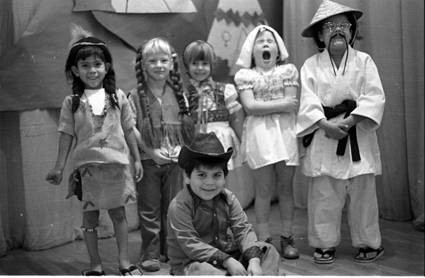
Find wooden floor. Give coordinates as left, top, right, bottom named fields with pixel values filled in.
left=0, top=204, right=423, bottom=276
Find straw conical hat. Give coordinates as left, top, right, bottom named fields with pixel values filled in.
left=301, top=0, right=363, bottom=37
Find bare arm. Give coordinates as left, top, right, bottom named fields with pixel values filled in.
left=46, top=132, right=73, bottom=185
left=124, top=127, right=143, bottom=182
left=239, top=87, right=298, bottom=116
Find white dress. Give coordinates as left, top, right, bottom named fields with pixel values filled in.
left=234, top=64, right=300, bottom=169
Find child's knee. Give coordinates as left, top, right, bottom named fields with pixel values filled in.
left=83, top=210, right=99, bottom=228
left=108, top=206, right=127, bottom=223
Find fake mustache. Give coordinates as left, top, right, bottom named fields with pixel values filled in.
left=330, top=32, right=348, bottom=42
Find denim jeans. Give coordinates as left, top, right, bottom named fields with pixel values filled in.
left=137, top=159, right=183, bottom=261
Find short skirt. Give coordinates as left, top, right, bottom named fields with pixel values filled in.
left=78, top=164, right=136, bottom=211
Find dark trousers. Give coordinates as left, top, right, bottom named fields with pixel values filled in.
left=137, top=159, right=183, bottom=261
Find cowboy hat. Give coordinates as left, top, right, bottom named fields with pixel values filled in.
left=178, top=132, right=233, bottom=169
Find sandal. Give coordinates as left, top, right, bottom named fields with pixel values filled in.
left=119, top=265, right=143, bottom=276
left=81, top=270, right=106, bottom=276
left=313, top=248, right=336, bottom=264
left=354, top=246, right=384, bottom=263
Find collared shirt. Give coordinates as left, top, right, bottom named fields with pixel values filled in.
left=167, top=185, right=261, bottom=274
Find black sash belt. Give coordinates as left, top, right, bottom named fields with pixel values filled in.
left=302, top=99, right=360, bottom=162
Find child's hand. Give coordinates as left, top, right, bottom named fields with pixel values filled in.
left=150, top=149, right=173, bottom=165
left=247, top=258, right=262, bottom=276
left=134, top=161, right=143, bottom=182
left=46, top=168, right=63, bottom=185
left=318, top=119, right=347, bottom=140
left=282, top=97, right=299, bottom=113
left=223, top=257, right=248, bottom=276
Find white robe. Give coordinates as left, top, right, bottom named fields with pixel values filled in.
left=296, top=47, right=385, bottom=179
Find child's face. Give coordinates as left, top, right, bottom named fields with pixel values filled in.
left=185, top=164, right=226, bottom=201
left=143, top=52, right=173, bottom=82
left=252, top=30, right=279, bottom=70
left=188, top=60, right=211, bottom=82
left=72, top=55, right=109, bottom=89
left=319, top=14, right=352, bottom=53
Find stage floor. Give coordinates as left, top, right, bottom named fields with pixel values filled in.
left=0, top=204, right=423, bottom=276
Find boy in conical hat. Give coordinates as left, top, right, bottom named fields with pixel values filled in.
left=296, top=0, right=385, bottom=264
left=167, top=132, right=280, bottom=275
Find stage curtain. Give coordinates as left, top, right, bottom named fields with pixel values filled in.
left=284, top=0, right=424, bottom=221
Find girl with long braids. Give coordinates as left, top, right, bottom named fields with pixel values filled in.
left=127, top=37, right=193, bottom=272
left=46, top=25, right=143, bottom=275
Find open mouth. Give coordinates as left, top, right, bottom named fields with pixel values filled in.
left=262, top=50, right=271, bottom=60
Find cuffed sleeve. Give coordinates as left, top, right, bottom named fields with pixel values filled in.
left=351, top=55, right=385, bottom=130
left=207, top=250, right=231, bottom=268
left=296, top=62, right=325, bottom=137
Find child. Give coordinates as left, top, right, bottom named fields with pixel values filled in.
left=297, top=0, right=385, bottom=264
left=127, top=37, right=193, bottom=272
left=182, top=40, right=249, bottom=203
left=234, top=25, right=300, bottom=259
left=46, top=26, right=143, bottom=275
left=167, top=132, right=280, bottom=275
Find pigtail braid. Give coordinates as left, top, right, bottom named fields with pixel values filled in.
left=169, top=52, right=194, bottom=143
left=71, top=78, right=85, bottom=113
left=135, top=46, right=156, bottom=148
left=103, top=67, right=119, bottom=109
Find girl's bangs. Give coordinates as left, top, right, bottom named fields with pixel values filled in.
left=75, top=46, right=106, bottom=62
left=143, top=39, right=172, bottom=57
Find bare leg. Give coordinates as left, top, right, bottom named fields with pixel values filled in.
left=275, top=161, right=295, bottom=237
left=275, top=161, right=299, bottom=259
left=82, top=210, right=102, bottom=272
left=108, top=206, right=131, bottom=269
left=253, top=164, right=275, bottom=241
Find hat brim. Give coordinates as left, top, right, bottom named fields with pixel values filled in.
left=178, top=145, right=233, bottom=169
left=301, top=10, right=363, bottom=38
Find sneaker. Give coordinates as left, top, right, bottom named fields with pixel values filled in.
left=140, top=259, right=160, bottom=272
left=280, top=235, right=299, bottom=259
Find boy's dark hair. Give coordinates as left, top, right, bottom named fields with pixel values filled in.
left=182, top=158, right=229, bottom=178
left=178, top=132, right=233, bottom=177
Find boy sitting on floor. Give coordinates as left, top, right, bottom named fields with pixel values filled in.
left=167, top=132, right=280, bottom=275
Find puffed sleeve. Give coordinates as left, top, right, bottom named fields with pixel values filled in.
left=117, top=89, right=136, bottom=131
left=351, top=55, right=385, bottom=130
left=234, top=68, right=257, bottom=91
left=58, top=96, right=75, bottom=136
left=277, top=64, right=299, bottom=87
left=224, top=83, right=242, bottom=114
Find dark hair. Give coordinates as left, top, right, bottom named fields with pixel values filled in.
left=183, top=158, right=229, bottom=178
left=64, top=41, right=118, bottom=113
left=312, top=12, right=359, bottom=51
left=183, top=40, right=216, bottom=73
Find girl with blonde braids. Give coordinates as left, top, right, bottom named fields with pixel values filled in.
left=127, top=37, right=193, bottom=272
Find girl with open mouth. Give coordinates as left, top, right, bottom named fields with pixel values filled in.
left=234, top=25, right=301, bottom=260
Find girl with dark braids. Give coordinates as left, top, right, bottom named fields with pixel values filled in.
left=127, top=37, right=193, bottom=272
left=46, top=25, right=143, bottom=275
